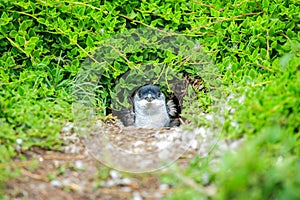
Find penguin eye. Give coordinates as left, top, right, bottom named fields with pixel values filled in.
left=138, top=91, right=143, bottom=98
left=157, top=92, right=161, bottom=97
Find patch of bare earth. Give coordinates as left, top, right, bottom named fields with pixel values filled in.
left=5, top=121, right=242, bottom=199
left=5, top=123, right=195, bottom=200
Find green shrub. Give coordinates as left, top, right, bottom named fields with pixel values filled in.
left=216, top=126, right=300, bottom=200
left=0, top=0, right=299, bottom=198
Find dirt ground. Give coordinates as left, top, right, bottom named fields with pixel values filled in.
left=5, top=123, right=198, bottom=200
left=5, top=121, right=242, bottom=200
left=6, top=148, right=184, bottom=200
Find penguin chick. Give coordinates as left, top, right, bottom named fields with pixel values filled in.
left=133, top=85, right=174, bottom=128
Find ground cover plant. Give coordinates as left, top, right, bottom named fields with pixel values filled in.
left=0, top=0, right=299, bottom=199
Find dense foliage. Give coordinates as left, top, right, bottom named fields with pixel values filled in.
left=0, top=0, right=299, bottom=199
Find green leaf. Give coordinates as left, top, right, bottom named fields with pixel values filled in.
left=19, top=20, right=33, bottom=31
left=86, top=35, right=94, bottom=48
left=262, top=0, right=269, bottom=8
left=0, top=12, right=12, bottom=25
left=15, top=35, right=25, bottom=46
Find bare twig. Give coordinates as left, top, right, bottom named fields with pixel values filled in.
left=280, top=33, right=290, bottom=40
left=118, top=14, right=200, bottom=37
left=179, top=118, right=186, bottom=125
left=236, top=80, right=273, bottom=90
left=190, top=12, right=263, bottom=32
left=175, top=43, right=202, bottom=69
left=42, top=154, right=88, bottom=161
left=65, top=1, right=108, bottom=14
left=192, top=0, right=216, bottom=8
left=20, top=168, right=48, bottom=181
left=118, top=14, right=173, bottom=36
left=5, top=36, right=31, bottom=58
left=108, top=44, right=131, bottom=64
left=256, top=63, right=274, bottom=73
left=75, top=43, right=100, bottom=64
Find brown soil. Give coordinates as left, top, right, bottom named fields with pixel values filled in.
left=5, top=123, right=197, bottom=200
left=5, top=121, right=242, bottom=199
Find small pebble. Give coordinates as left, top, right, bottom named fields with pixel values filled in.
left=105, top=180, right=115, bottom=187
left=74, top=160, right=84, bottom=169
left=110, top=170, right=121, bottom=180
left=190, top=139, right=198, bottom=150
left=121, top=186, right=132, bottom=192
left=134, top=141, right=145, bottom=147
left=202, top=173, right=210, bottom=185
left=121, top=178, right=132, bottom=185
left=159, top=184, right=169, bottom=190
left=16, top=138, right=22, bottom=144
left=132, top=191, right=143, bottom=200
left=205, top=114, right=213, bottom=121
left=50, top=180, right=62, bottom=187
left=61, top=122, right=74, bottom=133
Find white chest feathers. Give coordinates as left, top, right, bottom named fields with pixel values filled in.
left=134, top=86, right=170, bottom=128
left=134, top=93, right=170, bottom=128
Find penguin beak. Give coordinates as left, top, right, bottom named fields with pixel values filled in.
left=145, top=93, right=155, bottom=102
